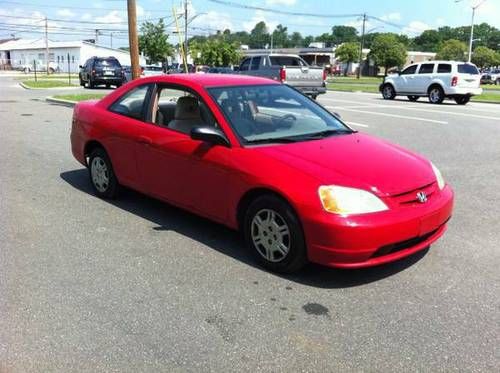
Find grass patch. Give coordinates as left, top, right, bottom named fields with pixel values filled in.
left=22, top=80, right=77, bottom=88
left=52, top=93, right=106, bottom=102
left=327, top=83, right=380, bottom=93
left=16, top=74, right=78, bottom=80
left=471, top=92, right=500, bottom=103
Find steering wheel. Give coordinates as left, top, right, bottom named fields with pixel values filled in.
left=275, top=113, right=297, bottom=128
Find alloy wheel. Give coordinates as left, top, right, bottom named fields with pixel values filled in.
left=91, top=156, right=109, bottom=193
left=251, top=209, right=291, bottom=263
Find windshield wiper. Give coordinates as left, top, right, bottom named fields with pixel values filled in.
left=245, top=137, right=300, bottom=145
left=300, top=129, right=355, bottom=139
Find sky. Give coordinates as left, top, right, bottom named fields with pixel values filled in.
left=0, top=0, right=499, bottom=49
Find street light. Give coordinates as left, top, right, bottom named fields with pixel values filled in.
left=455, top=0, right=487, bottom=62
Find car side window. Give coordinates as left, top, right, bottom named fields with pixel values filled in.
left=152, top=86, right=216, bottom=134
left=418, top=63, right=435, bottom=74
left=437, top=64, right=451, bottom=73
left=109, top=84, right=151, bottom=121
left=251, top=57, right=261, bottom=70
left=240, top=58, right=250, bottom=71
left=400, top=65, right=417, bottom=75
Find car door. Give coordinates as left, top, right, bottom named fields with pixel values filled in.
left=415, top=63, right=436, bottom=92
left=134, top=85, right=233, bottom=222
left=396, top=64, right=418, bottom=92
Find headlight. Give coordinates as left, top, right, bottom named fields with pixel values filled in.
left=318, top=185, right=388, bottom=215
left=431, top=162, right=445, bottom=190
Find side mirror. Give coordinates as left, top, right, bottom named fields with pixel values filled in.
left=190, top=126, right=230, bottom=147
left=79, top=65, right=83, bottom=69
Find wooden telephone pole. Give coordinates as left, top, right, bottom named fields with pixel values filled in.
left=127, top=0, right=141, bottom=80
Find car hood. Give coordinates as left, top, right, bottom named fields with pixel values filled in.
left=253, top=132, right=435, bottom=196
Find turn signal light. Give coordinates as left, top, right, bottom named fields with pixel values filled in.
left=322, top=69, right=327, bottom=81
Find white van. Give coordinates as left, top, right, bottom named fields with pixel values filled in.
left=380, top=61, right=482, bottom=105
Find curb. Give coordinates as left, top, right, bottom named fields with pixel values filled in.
left=19, top=82, right=80, bottom=90
left=46, top=97, right=76, bottom=107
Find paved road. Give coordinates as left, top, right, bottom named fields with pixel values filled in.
left=1, top=77, right=499, bottom=372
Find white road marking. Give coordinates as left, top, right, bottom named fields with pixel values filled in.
left=345, top=121, right=369, bottom=128
left=320, top=96, right=500, bottom=117
left=326, top=106, right=448, bottom=124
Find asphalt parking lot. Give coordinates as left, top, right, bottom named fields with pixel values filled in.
left=1, top=75, right=499, bottom=372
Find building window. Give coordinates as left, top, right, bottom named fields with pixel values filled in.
left=72, top=55, right=75, bottom=63
left=57, top=56, right=60, bottom=63
left=61, top=55, right=64, bottom=63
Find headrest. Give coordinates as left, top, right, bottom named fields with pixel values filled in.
left=175, top=96, right=200, bottom=120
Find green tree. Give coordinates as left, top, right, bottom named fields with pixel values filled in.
left=289, top=32, right=303, bottom=47
left=412, top=29, right=442, bottom=52
left=335, top=42, right=360, bottom=76
left=190, top=38, right=241, bottom=66
left=249, top=21, right=269, bottom=49
left=138, top=19, right=173, bottom=64
left=436, top=39, right=467, bottom=61
left=272, top=24, right=288, bottom=48
left=303, top=35, right=314, bottom=47
left=331, top=25, right=358, bottom=45
left=369, top=34, right=407, bottom=76
left=471, top=46, right=498, bottom=68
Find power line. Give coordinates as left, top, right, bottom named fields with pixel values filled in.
left=206, top=0, right=362, bottom=18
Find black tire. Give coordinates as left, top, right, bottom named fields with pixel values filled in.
left=79, top=78, right=85, bottom=87
left=407, top=95, right=419, bottom=102
left=88, top=148, right=118, bottom=199
left=89, top=79, right=95, bottom=89
left=454, top=96, right=470, bottom=105
left=311, top=94, right=318, bottom=100
left=243, top=195, right=308, bottom=273
left=115, top=83, right=122, bottom=88
left=428, top=85, right=444, bottom=104
left=105, top=84, right=110, bottom=88
left=382, top=84, right=396, bottom=100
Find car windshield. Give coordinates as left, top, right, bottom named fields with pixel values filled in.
left=458, top=64, right=479, bottom=75
left=208, top=84, right=353, bottom=144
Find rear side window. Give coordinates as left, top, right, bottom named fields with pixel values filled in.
left=95, top=58, right=121, bottom=68
left=400, top=65, right=417, bottom=75
left=418, top=64, right=435, bottom=74
left=251, top=57, right=261, bottom=70
left=109, top=84, right=151, bottom=121
left=458, top=64, right=479, bottom=75
left=269, top=56, right=305, bottom=66
left=437, top=64, right=451, bottom=73
left=240, top=58, right=250, bottom=71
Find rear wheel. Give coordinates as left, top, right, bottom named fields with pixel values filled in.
left=382, top=84, right=396, bottom=100
left=496, top=78, right=500, bottom=85
left=454, top=96, right=470, bottom=105
left=407, top=95, right=419, bottom=102
left=244, top=195, right=308, bottom=273
left=428, top=86, right=444, bottom=104
left=311, top=94, right=318, bottom=100
left=88, top=148, right=118, bottom=199
left=89, top=79, right=95, bottom=89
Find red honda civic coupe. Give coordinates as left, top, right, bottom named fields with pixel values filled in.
left=70, top=74, right=453, bottom=273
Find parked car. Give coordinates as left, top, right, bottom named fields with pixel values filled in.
left=207, top=67, right=234, bottom=74
left=21, top=61, right=60, bottom=74
left=380, top=61, right=482, bottom=105
left=79, top=56, right=123, bottom=89
left=70, top=74, right=453, bottom=273
left=143, top=65, right=164, bottom=76
left=481, top=69, right=500, bottom=85
left=238, top=54, right=327, bottom=99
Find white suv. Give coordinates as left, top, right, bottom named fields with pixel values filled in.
left=380, top=61, right=482, bottom=105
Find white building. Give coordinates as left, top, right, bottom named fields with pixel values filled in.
left=0, top=38, right=146, bottom=73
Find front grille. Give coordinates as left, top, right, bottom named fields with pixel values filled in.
left=371, top=228, right=439, bottom=258
left=389, top=182, right=437, bottom=206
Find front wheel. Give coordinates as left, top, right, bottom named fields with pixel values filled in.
left=454, top=96, right=470, bottom=105
left=244, top=195, right=308, bottom=273
left=382, top=84, right=396, bottom=100
left=428, top=86, right=444, bottom=104
left=88, top=148, right=118, bottom=199
left=408, top=95, right=419, bottom=102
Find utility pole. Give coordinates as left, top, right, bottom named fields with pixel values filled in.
left=44, top=16, right=49, bottom=75
left=184, top=0, right=188, bottom=68
left=127, top=0, right=141, bottom=79
left=357, top=13, right=366, bottom=79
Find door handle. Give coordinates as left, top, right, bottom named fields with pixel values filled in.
left=137, top=135, right=152, bottom=145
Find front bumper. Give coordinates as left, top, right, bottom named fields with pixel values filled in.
left=301, top=185, right=454, bottom=268
left=445, top=87, right=482, bottom=96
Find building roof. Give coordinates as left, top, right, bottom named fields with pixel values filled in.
left=0, top=38, right=130, bottom=54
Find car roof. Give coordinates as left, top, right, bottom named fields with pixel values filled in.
left=138, top=73, right=278, bottom=87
